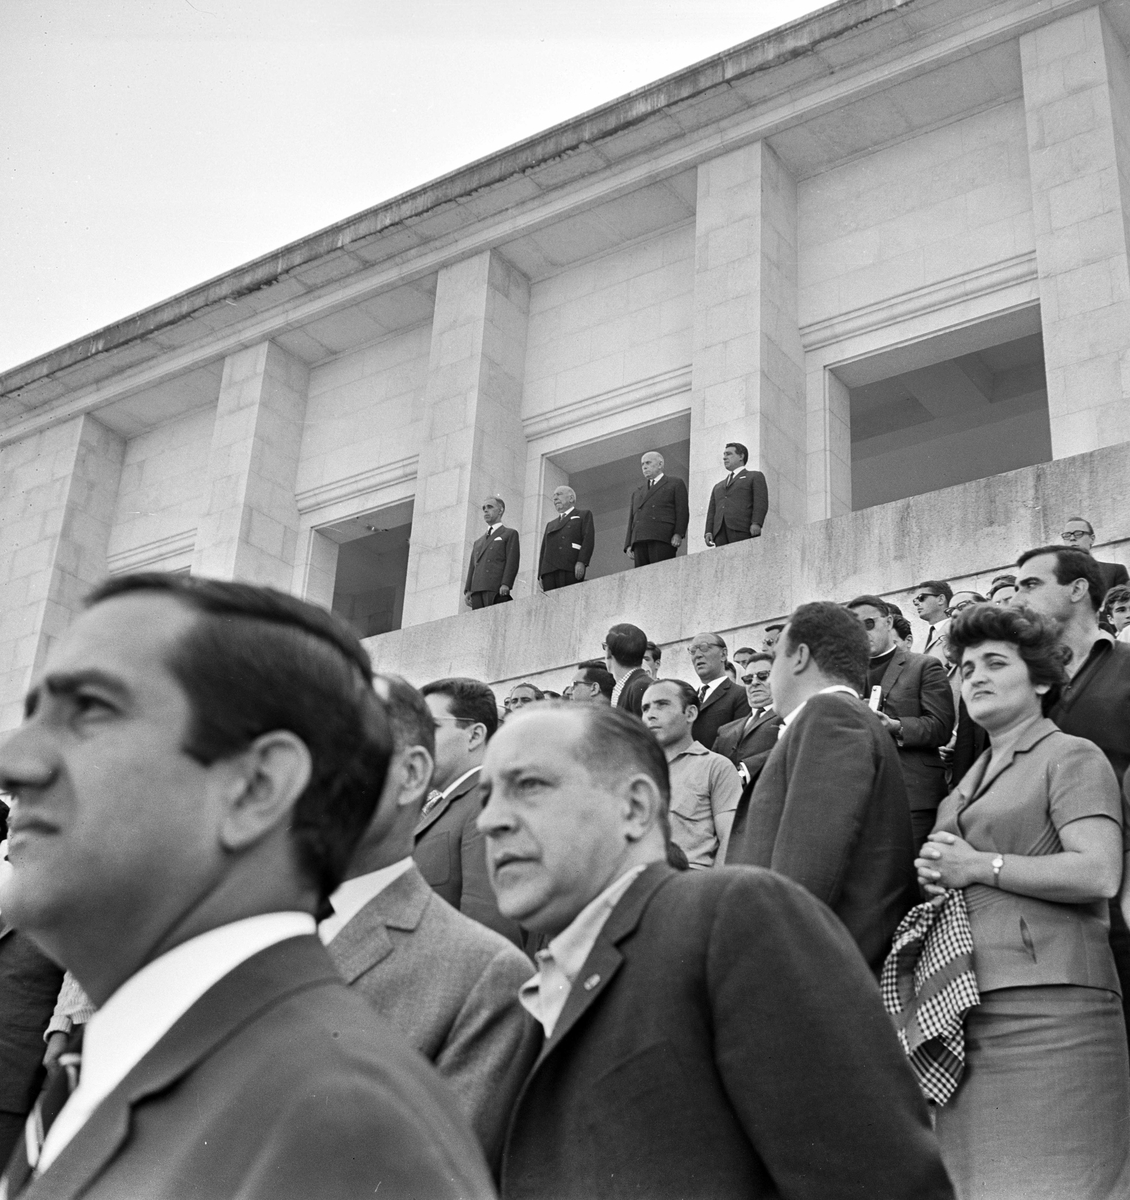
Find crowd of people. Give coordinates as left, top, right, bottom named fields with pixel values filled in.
left=0, top=511, right=1128, bottom=1199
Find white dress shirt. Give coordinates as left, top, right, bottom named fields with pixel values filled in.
left=780, top=684, right=860, bottom=731
left=318, top=856, right=415, bottom=945
left=38, top=911, right=315, bottom=1172
left=519, top=865, right=647, bottom=1038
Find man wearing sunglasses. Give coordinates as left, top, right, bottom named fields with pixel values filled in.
left=713, top=653, right=784, bottom=843
left=911, top=581, right=953, bottom=664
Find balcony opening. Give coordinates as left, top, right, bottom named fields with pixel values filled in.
left=324, top=500, right=413, bottom=639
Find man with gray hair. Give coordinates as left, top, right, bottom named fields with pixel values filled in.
left=464, top=495, right=520, bottom=609
left=538, top=486, right=595, bottom=592
left=624, top=451, right=689, bottom=567
left=477, top=702, right=952, bottom=1199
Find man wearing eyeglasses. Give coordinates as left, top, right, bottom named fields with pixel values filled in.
left=713, top=653, right=785, bottom=841
left=1061, top=517, right=1129, bottom=597
left=414, top=678, right=521, bottom=945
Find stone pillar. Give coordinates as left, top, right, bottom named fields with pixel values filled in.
left=192, top=340, right=308, bottom=589
left=0, top=415, right=124, bottom=730
left=807, top=368, right=852, bottom=521
left=689, top=140, right=807, bottom=550
left=401, top=250, right=529, bottom=626
left=1021, top=7, right=1130, bottom=456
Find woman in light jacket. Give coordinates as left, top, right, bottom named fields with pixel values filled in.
left=917, top=603, right=1127, bottom=1200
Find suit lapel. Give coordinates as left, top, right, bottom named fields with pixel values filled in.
left=879, top=649, right=908, bottom=697
left=474, top=530, right=493, bottom=564
left=326, top=867, right=431, bottom=984
left=738, top=707, right=776, bottom=754
left=413, top=768, right=480, bottom=838
left=698, top=678, right=729, bottom=712
left=28, top=937, right=339, bottom=1200
left=532, top=863, right=673, bottom=1068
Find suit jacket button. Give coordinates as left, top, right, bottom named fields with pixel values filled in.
left=582, top=974, right=601, bottom=991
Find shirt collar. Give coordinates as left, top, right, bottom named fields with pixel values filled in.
left=41, top=912, right=314, bottom=1170
left=560, top=506, right=574, bottom=517
left=486, top=522, right=502, bottom=535
left=650, top=473, right=664, bottom=484
left=319, top=857, right=414, bottom=944
left=781, top=684, right=859, bottom=728
left=669, top=740, right=709, bottom=762
left=441, top=764, right=481, bottom=801
left=518, top=864, right=647, bottom=1037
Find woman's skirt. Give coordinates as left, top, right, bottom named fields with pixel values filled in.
left=935, top=984, right=1130, bottom=1200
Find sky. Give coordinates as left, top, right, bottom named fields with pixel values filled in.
left=1, top=0, right=829, bottom=373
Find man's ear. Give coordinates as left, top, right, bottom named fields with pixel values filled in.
left=216, top=731, right=312, bottom=853
left=399, top=745, right=434, bottom=809
left=790, top=643, right=811, bottom=674
left=622, top=773, right=664, bottom=843
left=466, top=722, right=489, bottom=753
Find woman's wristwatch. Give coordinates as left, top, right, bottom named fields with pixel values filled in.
left=990, top=854, right=1004, bottom=887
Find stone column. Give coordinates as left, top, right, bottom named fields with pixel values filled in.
left=192, top=340, right=308, bottom=589
left=0, top=415, right=124, bottom=730
left=1021, top=7, right=1130, bottom=456
left=689, top=140, right=807, bottom=551
left=807, top=368, right=852, bottom=521
left=401, top=250, right=529, bottom=627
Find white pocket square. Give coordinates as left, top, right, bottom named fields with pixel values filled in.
left=571, top=543, right=582, bottom=550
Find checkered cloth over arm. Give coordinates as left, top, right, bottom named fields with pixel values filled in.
left=880, top=889, right=980, bottom=1106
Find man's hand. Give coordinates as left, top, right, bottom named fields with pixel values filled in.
left=750, top=523, right=762, bottom=536
left=625, top=548, right=635, bottom=559
left=574, top=562, right=586, bottom=581
left=874, top=710, right=903, bottom=741
left=499, top=584, right=510, bottom=597
left=463, top=591, right=472, bottom=608
left=705, top=533, right=715, bottom=547
left=671, top=534, right=683, bottom=549
left=44, top=1030, right=69, bottom=1069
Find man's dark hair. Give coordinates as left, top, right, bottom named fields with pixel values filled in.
left=725, top=442, right=749, bottom=464
left=86, top=573, right=392, bottom=902
left=645, top=677, right=700, bottom=713
left=510, top=682, right=545, bottom=702
left=605, top=623, right=647, bottom=668
left=741, top=652, right=774, bottom=670
left=947, top=604, right=1066, bottom=712
left=764, top=623, right=785, bottom=634
left=421, top=677, right=500, bottom=738
left=782, top=602, right=869, bottom=694
left=1017, top=545, right=1105, bottom=612
left=734, top=646, right=756, bottom=658
left=374, top=673, right=435, bottom=759
left=989, top=574, right=1016, bottom=598
left=885, top=601, right=904, bottom=617
left=579, top=657, right=607, bottom=672
left=892, top=615, right=913, bottom=643
left=572, top=705, right=670, bottom=807
left=1065, top=516, right=1094, bottom=535
left=845, top=594, right=890, bottom=616
left=1103, top=584, right=1130, bottom=616
left=914, top=579, right=954, bottom=604
left=576, top=664, right=615, bottom=700
left=644, top=641, right=662, bottom=664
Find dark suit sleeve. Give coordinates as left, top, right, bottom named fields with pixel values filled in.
left=708, top=870, right=953, bottom=1200
left=673, top=477, right=689, bottom=539
left=624, top=491, right=637, bottom=552
left=464, top=542, right=476, bottom=594
left=751, top=471, right=769, bottom=528
left=1113, top=563, right=1130, bottom=589
left=502, top=529, right=520, bottom=590
left=895, top=658, right=954, bottom=749
left=704, top=485, right=717, bottom=539
left=460, top=817, right=522, bottom=946
left=768, top=703, right=877, bottom=908
left=579, top=510, right=595, bottom=566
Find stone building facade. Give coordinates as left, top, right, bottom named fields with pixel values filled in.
left=3, top=0, right=1130, bottom=724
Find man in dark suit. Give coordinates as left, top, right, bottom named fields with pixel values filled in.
left=603, top=623, right=651, bottom=717
left=704, top=442, right=769, bottom=547
left=623, top=451, right=689, bottom=567
left=688, top=631, right=751, bottom=749
left=847, top=595, right=954, bottom=850
left=0, top=923, right=64, bottom=1167
left=713, top=652, right=784, bottom=843
left=538, top=486, right=595, bottom=591
left=0, top=573, right=493, bottom=1200
left=465, top=495, right=520, bottom=608
left=322, top=673, right=538, bottom=1171
left=1061, top=516, right=1129, bottom=596
left=415, top=677, right=521, bottom=946
left=726, top=602, right=919, bottom=972
left=476, top=703, right=952, bottom=1200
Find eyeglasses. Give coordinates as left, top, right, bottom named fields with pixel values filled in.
left=741, top=670, right=772, bottom=683
left=857, top=617, right=880, bottom=631
left=1060, top=530, right=1091, bottom=541
left=912, top=593, right=940, bottom=604
left=949, top=599, right=978, bottom=615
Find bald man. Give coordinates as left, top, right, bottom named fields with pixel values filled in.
left=538, top=487, right=595, bottom=592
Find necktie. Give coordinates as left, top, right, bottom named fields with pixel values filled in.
left=727, top=472, right=734, bottom=486
left=743, top=708, right=762, bottom=733
left=648, top=479, right=654, bottom=489
left=2, top=1028, right=84, bottom=1195
left=699, top=684, right=709, bottom=704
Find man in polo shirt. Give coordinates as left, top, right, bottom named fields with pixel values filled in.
left=641, top=679, right=741, bottom=868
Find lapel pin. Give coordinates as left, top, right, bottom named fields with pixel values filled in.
left=582, top=973, right=601, bottom=991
